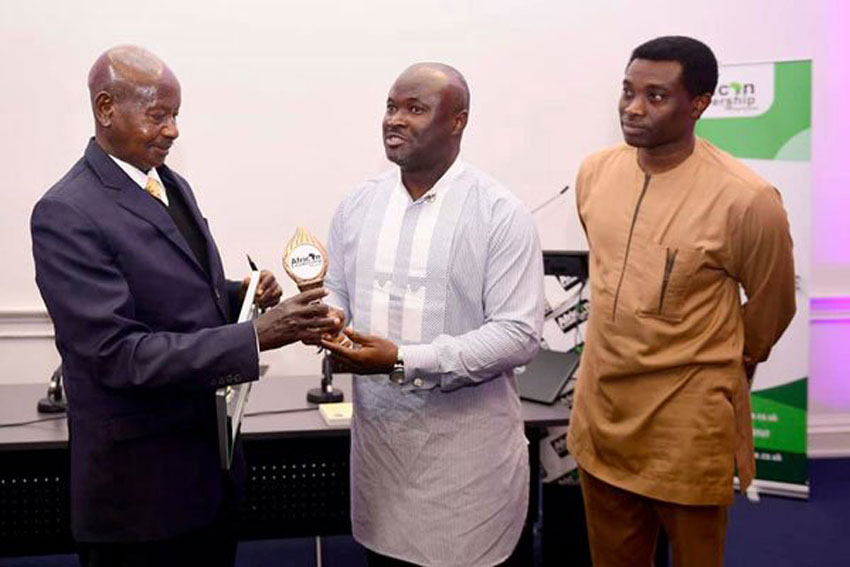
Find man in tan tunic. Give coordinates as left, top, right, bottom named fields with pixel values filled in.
left=567, top=36, right=796, bottom=566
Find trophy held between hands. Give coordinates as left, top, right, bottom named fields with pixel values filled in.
left=283, top=227, right=344, bottom=404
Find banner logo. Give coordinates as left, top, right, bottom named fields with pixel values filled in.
left=703, top=63, right=774, bottom=119
left=714, top=81, right=757, bottom=110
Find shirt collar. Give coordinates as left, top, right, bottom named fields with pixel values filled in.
left=108, top=154, right=164, bottom=190
left=398, top=156, right=465, bottom=205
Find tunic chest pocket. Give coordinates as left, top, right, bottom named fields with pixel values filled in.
left=636, top=243, right=704, bottom=322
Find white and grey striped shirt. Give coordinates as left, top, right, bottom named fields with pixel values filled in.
left=326, top=159, right=544, bottom=567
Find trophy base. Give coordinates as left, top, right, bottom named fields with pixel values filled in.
left=307, top=387, right=344, bottom=404
left=297, top=280, right=325, bottom=292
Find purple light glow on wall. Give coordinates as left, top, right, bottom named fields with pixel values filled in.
left=808, top=3, right=850, bottom=415
left=811, top=319, right=850, bottom=409
left=812, top=2, right=850, bottom=267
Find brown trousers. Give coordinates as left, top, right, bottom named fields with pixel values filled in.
left=579, top=468, right=728, bottom=567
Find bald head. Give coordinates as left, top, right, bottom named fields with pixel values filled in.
left=396, top=62, right=470, bottom=115
left=89, top=46, right=181, bottom=172
left=88, top=45, right=176, bottom=108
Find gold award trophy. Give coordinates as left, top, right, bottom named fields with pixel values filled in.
left=283, top=227, right=328, bottom=292
left=283, top=227, right=344, bottom=403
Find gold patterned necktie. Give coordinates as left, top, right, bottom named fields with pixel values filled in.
left=145, top=176, right=165, bottom=204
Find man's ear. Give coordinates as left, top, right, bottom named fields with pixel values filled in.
left=452, top=109, right=469, bottom=136
left=691, top=93, right=711, bottom=120
left=94, top=91, right=115, bottom=127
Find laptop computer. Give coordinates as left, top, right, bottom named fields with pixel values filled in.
left=517, top=348, right=581, bottom=405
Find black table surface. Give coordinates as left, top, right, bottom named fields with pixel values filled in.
left=0, top=375, right=570, bottom=450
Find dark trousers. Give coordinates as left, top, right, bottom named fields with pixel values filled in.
left=77, top=478, right=238, bottom=567
left=366, top=548, right=520, bottom=567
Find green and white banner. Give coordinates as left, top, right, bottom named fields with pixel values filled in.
left=697, top=60, right=811, bottom=497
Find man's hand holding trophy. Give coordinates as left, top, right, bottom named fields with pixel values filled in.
left=253, top=227, right=342, bottom=351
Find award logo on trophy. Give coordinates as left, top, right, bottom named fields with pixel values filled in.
left=283, top=227, right=344, bottom=404
left=283, top=227, right=329, bottom=291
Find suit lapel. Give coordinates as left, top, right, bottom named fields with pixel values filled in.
left=85, top=140, right=208, bottom=279
left=157, top=166, right=225, bottom=285
left=157, top=167, right=231, bottom=321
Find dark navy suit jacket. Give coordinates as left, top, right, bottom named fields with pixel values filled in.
left=31, top=140, right=259, bottom=542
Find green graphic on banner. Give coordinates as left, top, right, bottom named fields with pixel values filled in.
left=696, top=60, right=811, bottom=160
left=751, top=378, right=808, bottom=485
left=752, top=450, right=808, bottom=486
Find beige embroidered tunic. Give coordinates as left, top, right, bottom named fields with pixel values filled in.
left=568, top=138, right=796, bottom=505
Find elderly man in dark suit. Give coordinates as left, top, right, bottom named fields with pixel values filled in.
left=30, top=45, right=339, bottom=567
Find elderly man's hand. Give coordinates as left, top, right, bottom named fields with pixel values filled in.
left=241, top=270, right=282, bottom=309
left=254, top=288, right=341, bottom=350
left=321, top=328, right=397, bottom=374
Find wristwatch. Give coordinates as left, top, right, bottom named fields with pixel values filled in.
left=389, top=346, right=405, bottom=385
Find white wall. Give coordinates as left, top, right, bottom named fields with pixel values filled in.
left=2, top=1, right=846, bottom=452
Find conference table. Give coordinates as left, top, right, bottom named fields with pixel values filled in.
left=0, top=375, right=569, bottom=559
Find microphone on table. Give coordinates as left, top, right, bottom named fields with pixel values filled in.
left=37, top=364, right=67, bottom=414
left=307, top=354, right=344, bottom=404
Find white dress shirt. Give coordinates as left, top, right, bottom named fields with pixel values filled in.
left=108, top=154, right=170, bottom=206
